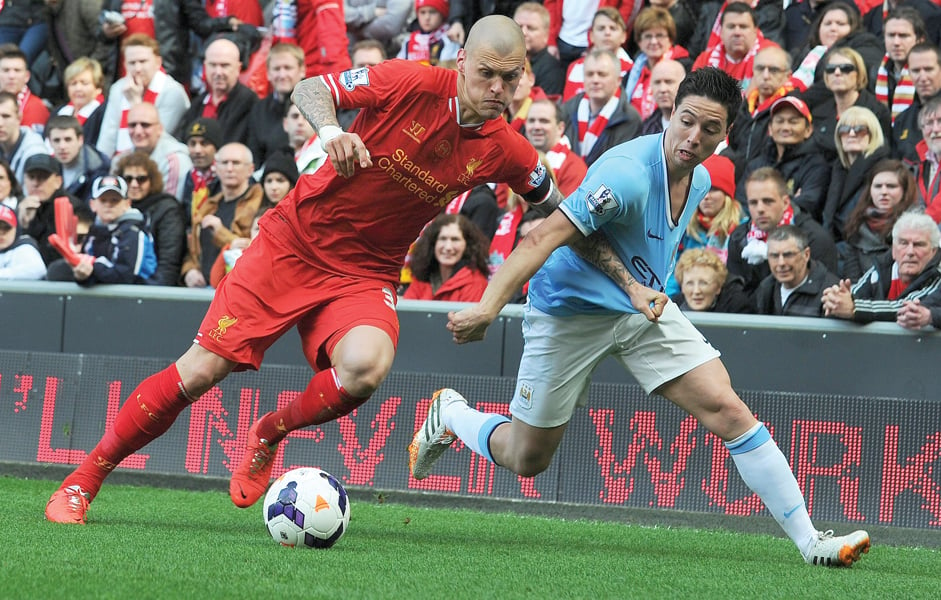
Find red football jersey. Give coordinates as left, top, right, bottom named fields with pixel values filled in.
left=271, top=59, right=551, bottom=282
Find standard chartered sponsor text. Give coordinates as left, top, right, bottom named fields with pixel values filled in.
left=377, top=148, right=457, bottom=206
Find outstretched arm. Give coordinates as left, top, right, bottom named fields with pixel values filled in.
left=449, top=210, right=579, bottom=343
left=291, top=78, right=372, bottom=178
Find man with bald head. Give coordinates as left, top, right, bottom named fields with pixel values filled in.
left=45, top=15, right=639, bottom=522
left=181, top=142, right=263, bottom=288
left=114, top=102, right=192, bottom=200
left=640, top=58, right=686, bottom=135
left=177, top=37, right=258, bottom=146
left=727, top=45, right=794, bottom=167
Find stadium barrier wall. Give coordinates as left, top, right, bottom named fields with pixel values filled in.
left=1, top=282, right=940, bottom=530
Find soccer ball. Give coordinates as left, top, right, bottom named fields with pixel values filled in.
left=263, top=467, right=351, bottom=549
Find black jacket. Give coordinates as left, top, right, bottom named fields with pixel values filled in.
left=793, top=30, right=884, bottom=104
left=562, top=92, right=641, bottom=167
left=841, top=221, right=892, bottom=282
left=756, top=258, right=840, bottom=317
left=135, top=192, right=187, bottom=286
left=530, top=47, right=565, bottom=97
left=807, top=88, right=891, bottom=162
left=850, top=250, right=941, bottom=326
left=677, top=275, right=756, bottom=314
left=727, top=210, right=839, bottom=301
left=65, top=145, right=111, bottom=203
left=738, top=137, right=831, bottom=222
left=821, top=145, right=891, bottom=241
left=725, top=94, right=776, bottom=169
left=246, top=92, right=292, bottom=167
left=177, top=82, right=259, bottom=146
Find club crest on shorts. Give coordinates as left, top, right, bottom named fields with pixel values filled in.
left=208, top=315, right=238, bottom=341
left=340, top=67, right=370, bottom=91
left=517, top=382, right=534, bottom=409
left=586, top=184, right=617, bottom=216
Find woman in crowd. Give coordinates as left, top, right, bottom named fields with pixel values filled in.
left=789, top=2, right=882, bottom=95
left=403, top=213, right=490, bottom=302
left=260, top=151, right=299, bottom=209
left=116, top=152, right=186, bottom=286
left=807, top=47, right=890, bottom=160
left=681, top=154, right=745, bottom=263
left=53, top=57, right=106, bottom=147
left=674, top=248, right=753, bottom=314
left=561, top=8, right=632, bottom=102
left=623, top=7, right=690, bottom=122
left=840, top=159, right=920, bottom=281
left=822, top=106, right=889, bottom=241
left=0, top=159, right=22, bottom=211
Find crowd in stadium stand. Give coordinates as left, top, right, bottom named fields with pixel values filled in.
left=1, top=0, right=941, bottom=329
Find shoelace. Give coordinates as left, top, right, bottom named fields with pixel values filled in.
left=248, top=442, right=274, bottom=475
left=64, top=487, right=89, bottom=514
left=818, top=529, right=834, bottom=541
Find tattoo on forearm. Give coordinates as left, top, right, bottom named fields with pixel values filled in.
left=571, top=232, right=635, bottom=291
left=291, top=79, right=339, bottom=132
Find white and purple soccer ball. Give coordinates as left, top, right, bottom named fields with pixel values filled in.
left=263, top=467, right=350, bottom=549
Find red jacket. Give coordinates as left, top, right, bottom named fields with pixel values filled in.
left=914, top=139, right=941, bottom=223
left=403, top=266, right=489, bottom=302
left=297, top=0, right=352, bottom=77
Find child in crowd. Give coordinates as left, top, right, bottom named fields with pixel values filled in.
left=209, top=206, right=270, bottom=288
left=0, top=204, right=45, bottom=280
left=260, top=151, right=299, bottom=209
left=397, top=0, right=460, bottom=66
left=46, top=176, right=157, bottom=285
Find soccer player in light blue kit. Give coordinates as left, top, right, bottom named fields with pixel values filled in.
left=409, top=67, right=871, bottom=567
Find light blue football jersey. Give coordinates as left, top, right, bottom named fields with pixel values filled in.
left=528, top=133, right=711, bottom=316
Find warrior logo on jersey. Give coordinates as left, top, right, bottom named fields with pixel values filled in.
left=586, top=184, right=618, bottom=215
left=340, top=67, right=370, bottom=91
left=528, top=162, right=547, bottom=188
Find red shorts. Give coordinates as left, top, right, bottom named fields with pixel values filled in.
left=195, top=223, right=400, bottom=371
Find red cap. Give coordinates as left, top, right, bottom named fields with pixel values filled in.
left=416, top=0, right=449, bottom=20
left=0, top=204, right=16, bottom=229
left=702, top=154, right=737, bottom=199
left=770, top=96, right=812, bottom=124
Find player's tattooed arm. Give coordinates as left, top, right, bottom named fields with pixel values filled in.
left=570, top=233, right=668, bottom=322
left=292, top=77, right=372, bottom=177
left=291, top=78, right=340, bottom=131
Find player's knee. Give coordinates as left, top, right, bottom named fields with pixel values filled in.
left=334, top=355, right=391, bottom=397
left=176, top=349, right=232, bottom=397
left=504, top=449, right=553, bottom=478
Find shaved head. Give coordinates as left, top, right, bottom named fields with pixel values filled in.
left=465, top=15, right=525, bottom=58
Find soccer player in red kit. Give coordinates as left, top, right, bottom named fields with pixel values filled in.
left=44, top=15, right=633, bottom=524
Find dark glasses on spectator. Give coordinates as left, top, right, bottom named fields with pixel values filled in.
left=825, top=63, right=857, bottom=75
left=123, top=175, right=150, bottom=184
left=837, top=124, right=869, bottom=135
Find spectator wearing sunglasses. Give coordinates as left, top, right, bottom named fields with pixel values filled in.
left=111, top=102, right=193, bottom=202
left=807, top=47, right=890, bottom=162
left=821, top=106, right=890, bottom=241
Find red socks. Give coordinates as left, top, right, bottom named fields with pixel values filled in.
left=62, top=364, right=194, bottom=499
left=256, top=368, right=368, bottom=444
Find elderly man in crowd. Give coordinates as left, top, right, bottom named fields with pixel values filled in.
left=823, top=210, right=941, bottom=329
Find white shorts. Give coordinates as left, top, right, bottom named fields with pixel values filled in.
left=509, top=301, right=721, bottom=428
